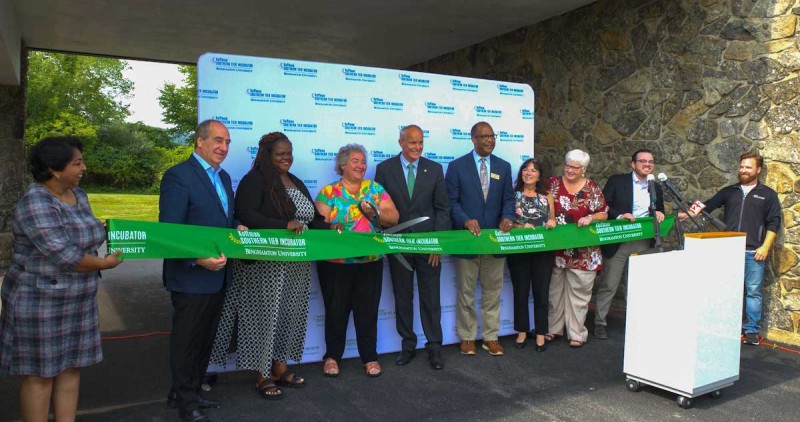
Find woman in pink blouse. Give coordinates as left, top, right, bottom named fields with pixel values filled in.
left=545, top=149, right=608, bottom=348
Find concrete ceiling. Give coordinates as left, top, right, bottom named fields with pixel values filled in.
left=1, top=0, right=596, bottom=85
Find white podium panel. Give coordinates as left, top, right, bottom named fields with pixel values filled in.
left=623, top=233, right=745, bottom=400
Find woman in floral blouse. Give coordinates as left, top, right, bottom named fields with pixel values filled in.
left=508, top=158, right=556, bottom=352
left=314, top=144, right=398, bottom=378
left=546, top=149, right=608, bottom=348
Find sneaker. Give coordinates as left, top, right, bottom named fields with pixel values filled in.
left=743, top=333, right=760, bottom=345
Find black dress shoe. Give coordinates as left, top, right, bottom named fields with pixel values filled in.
left=167, top=392, right=221, bottom=409
left=179, top=409, right=210, bottom=422
left=427, top=349, right=444, bottom=370
left=535, top=342, right=547, bottom=352
left=395, top=350, right=416, bottom=365
left=514, top=338, right=528, bottom=349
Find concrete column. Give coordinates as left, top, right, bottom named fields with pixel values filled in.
left=0, top=46, right=24, bottom=268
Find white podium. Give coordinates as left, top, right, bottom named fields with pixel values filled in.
left=623, top=232, right=746, bottom=408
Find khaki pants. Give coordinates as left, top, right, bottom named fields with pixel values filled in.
left=594, top=239, right=650, bottom=327
left=455, top=255, right=505, bottom=341
left=548, top=267, right=596, bottom=342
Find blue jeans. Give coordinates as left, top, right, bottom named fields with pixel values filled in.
left=743, top=251, right=765, bottom=334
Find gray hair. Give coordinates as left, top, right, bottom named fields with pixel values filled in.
left=334, top=143, right=368, bottom=176
left=399, top=124, right=423, bottom=141
left=195, top=119, right=224, bottom=145
left=565, top=149, right=590, bottom=168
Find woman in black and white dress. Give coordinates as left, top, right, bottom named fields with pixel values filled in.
left=209, top=132, right=340, bottom=399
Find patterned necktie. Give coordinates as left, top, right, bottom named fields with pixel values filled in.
left=406, top=163, right=415, bottom=198
left=480, top=158, right=488, bottom=200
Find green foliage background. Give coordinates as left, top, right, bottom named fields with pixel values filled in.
left=25, top=52, right=195, bottom=192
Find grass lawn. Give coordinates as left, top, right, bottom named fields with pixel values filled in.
left=88, top=193, right=159, bottom=222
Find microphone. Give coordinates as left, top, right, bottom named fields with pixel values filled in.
left=646, top=174, right=657, bottom=207
left=657, top=173, right=727, bottom=231
left=657, top=173, right=688, bottom=205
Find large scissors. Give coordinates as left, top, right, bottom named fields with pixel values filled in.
left=359, top=201, right=429, bottom=271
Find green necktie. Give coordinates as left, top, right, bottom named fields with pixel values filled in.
left=406, top=163, right=415, bottom=198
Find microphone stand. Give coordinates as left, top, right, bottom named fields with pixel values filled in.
left=649, top=201, right=663, bottom=252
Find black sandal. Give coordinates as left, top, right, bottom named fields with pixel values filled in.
left=274, top=370, right=306, bottom=388
left=255, top=378, right=284, bottom=400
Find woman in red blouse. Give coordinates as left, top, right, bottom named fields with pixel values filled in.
left=545, top=149, right=608, bottom=348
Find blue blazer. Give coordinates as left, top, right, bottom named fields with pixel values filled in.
left=445, top=152, right=515, bottom=231
left=159, top=155, right=236, bottom=294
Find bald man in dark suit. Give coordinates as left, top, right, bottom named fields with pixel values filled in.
left=375, top=125, right=450, bottom=370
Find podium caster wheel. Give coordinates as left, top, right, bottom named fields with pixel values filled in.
left=625, top=379, right=641, bottom=392
left=708, top=390, right=722, bottom=399
left=676, top=396, right=693, bottom=409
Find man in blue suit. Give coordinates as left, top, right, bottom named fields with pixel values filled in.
left=445, top=121, right=515, bottom=357
left=160, top=119, right=241, bottom=422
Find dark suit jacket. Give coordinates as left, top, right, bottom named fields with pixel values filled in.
left=600, top=171, right=665, bottom=258
left=160, top=155, right=236, bottom=294
left=374, top=155, right=450, bottom=233
left=234, top=169, right=329, bottom=230
left=445, top=151, right=514, bottom=236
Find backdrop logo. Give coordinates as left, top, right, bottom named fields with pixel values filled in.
left=212, top=115, right=253, bottom=131
left=450, top=79, right=479, bottom=92
left=198, top=88, right=219, bottom=100
left=312, top=93, right=348, bottom=107
left=246, top=88, right=286, bottom=103
left=279, top=62, right=318, bottom=78
left=247, top=146, right=258, bottom=159
left=280, top=119, right=318, bottom=133
left=311, top=148, right=336, bottom=161
left=423, top=151, right=455, bottom=164
left=425, top=102, right=455, bottom=115
left=371, top=97, right=404, bottom=111
left=450, top=128, right=471, bottom=140
left=342, top=122, right=376, bottom=136
left=303, top=179, right=318, bottom=189
left=521, top=108, right=534, bottom=120
left=399, top=73, right=430, bottom=88
left=370, top=150, right=393, bottom=162
left=475, top=105, right=502, bottom=118
left=211, top=57, right=254, bottom=73
left=498, top=84, right=524, bottom=96
left=498, top=131, right=524, bottom=142
left=396, top=126, right=429, bottom=137
left=342, top=68, right=377, bottom=82
left=520, top=154, right=531, bottom=162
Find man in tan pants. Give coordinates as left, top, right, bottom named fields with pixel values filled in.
left=444, top=122, right=515, bottom=356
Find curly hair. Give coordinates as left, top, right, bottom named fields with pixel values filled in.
left=251, top=132, right=295, bottom=219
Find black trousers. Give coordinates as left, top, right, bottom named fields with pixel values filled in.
left=507, top=251, right=554, bottom=335
left=169, top=288, right=226, bottom=412
left=317, top=260, right=383, bottom=364
left=387, top=253, right=443, bottom=352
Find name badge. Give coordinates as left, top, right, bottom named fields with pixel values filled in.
left=490, top=173, right=500, bottom=180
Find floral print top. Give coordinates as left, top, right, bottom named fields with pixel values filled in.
left=316, top=179, right=390, bottom=264
left=514, top=191, right=550, bottom=227
left=548, top=176, right=609, bottom=272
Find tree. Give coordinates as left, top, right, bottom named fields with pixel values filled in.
left=26, top=52, right=132, bottom=133
left=158, top=65, right=197, bottom=143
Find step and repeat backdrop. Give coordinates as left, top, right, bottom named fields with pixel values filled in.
left=197, top=53, right=535, bottom=366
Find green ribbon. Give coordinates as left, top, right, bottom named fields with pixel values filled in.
left=106, top=215, right=674, bottom=261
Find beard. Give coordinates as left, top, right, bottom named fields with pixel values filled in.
left=739, top=173, right=757, bottom=184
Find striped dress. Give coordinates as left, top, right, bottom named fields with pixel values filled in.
left=0, top=184, right=106, bottom=377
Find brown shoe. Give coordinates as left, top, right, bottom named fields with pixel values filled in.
left=460, top=340, right=476, bottom=355
left=482, top=340, right=505, bottom=356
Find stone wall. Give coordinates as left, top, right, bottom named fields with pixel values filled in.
left=0, top=46, right=25, bottom=268
left=410, top=0, right=800, bottom=345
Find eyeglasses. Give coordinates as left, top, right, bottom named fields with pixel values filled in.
left=475, top=134, right=498, bottom=141
left=564, top=164, right=583, bottom=171
left=274, top=152, right=293, bottom=158
left=635, top=159, right=655, bottom=164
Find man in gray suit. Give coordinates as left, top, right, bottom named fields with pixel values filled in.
left=375, top=125, right=450, bottom=370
